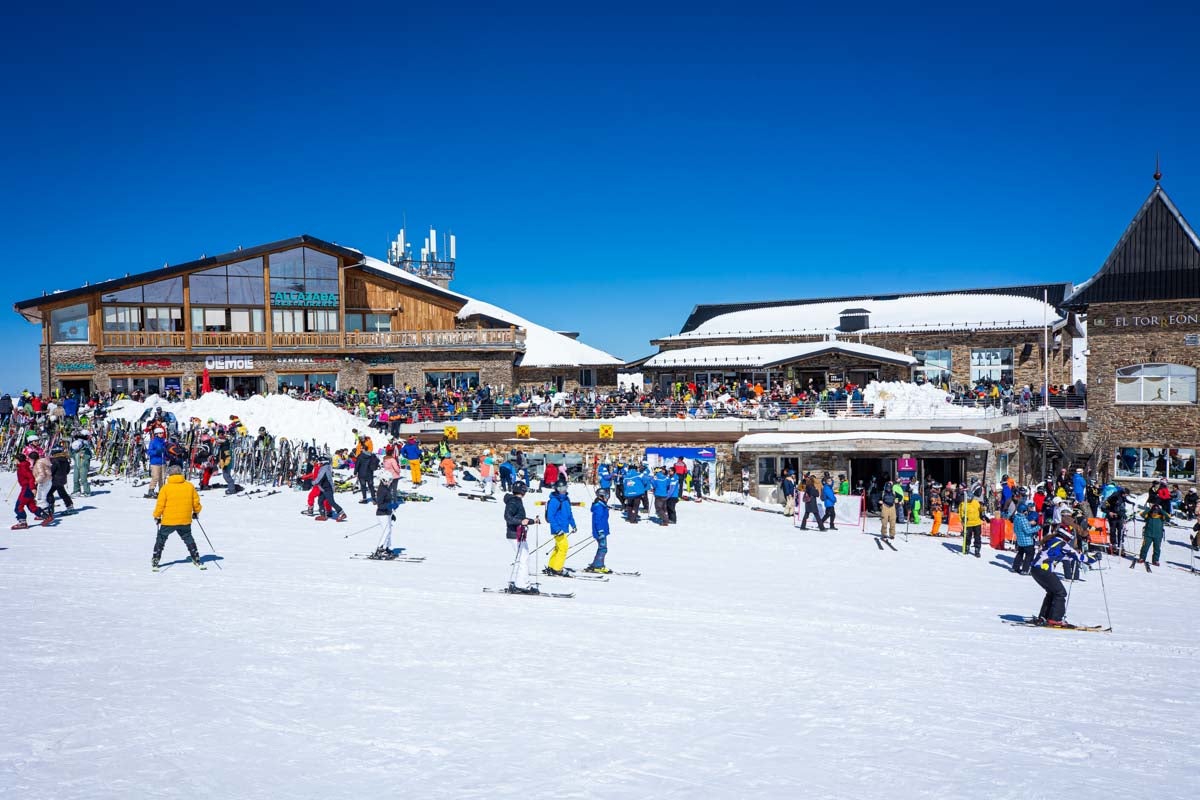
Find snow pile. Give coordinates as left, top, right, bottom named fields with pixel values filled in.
left=106, top=392, right=364, bottom=447
left=863, top=381, right=990, bottom=418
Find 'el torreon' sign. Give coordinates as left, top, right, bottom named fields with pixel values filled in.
left=271, top=291, right=339, bottom=308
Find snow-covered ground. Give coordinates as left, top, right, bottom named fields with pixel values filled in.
left=2, top=474, right=1198, bottom=799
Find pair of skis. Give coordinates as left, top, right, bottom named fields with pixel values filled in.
left=875, top=537, right=897, bottom=551
left=1004, top=617, right=1111, bottom=633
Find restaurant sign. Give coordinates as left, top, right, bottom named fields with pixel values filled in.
left=205, top=355, right=255, bottom=370
left=56, top=362, right=95, bottom=372
left=271, top=291, right=339, bottom=308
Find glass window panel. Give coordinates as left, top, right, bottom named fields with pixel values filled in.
left=142, top=277, right=183, bottom=304
left=757, top=457, right=778, bottom=485
left=1115, top=377, right=1142, bottom=403
left=251, top=309, right=264, bottom=332
left=1114, top=447, right=1140, bottom=478
left=195, top=265, right=227, bottom=278
left=1171, top=372, right=1196, bottom=403
left=189, top=275, right=229, bottom=304
left=1142, top=376, right=1168, bottom=403
left=270, top=277, right=306, bottom=295
left=50, top=303, right=90, bottom=342
left=229, top=309, right=251, bottom=332
left=304, top=279, right=339, bottom=295
left=1169, top=449, right=1196, bottom=482
left=228, top=275, right=265, bottom=305
left=204, top=308, right=227, bottom=329
left=1142, top=448, right=1167, bottom=478
left=345, top=314, right=363, bottom=332
left=191, top=308, right=203, bottom=331
left=1140, top=363, right=1170, bottom=377
left=365, top=313, right=390, bottom=332
left=303, top=248, right=339, bottom=280
left=101, top=285, right=144, bottom=303
left=269, top=248, right=305, bottom=278
left=225, top=257, right=263, bottom=277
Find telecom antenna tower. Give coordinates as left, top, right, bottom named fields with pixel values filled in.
left=387, top=225, right=456, bottom=289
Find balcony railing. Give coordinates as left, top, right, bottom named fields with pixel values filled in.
left=100, top=327, right=525, bottom=352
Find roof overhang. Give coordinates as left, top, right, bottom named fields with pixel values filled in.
left=735, top=432, right=991, bottom=457
left=644, top=342, right=917, bottom=370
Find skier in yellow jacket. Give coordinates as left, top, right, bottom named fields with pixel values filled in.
left=959, top=491, right=990, bottom=558
left=152, top=465, right=205, bottom=571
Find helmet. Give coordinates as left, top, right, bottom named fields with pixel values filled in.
left=596, top=488, right=610, bottom=501
left=512, top=481, right=528, bottom=495
left=26, top=433, right=39, bottom=442
left=484, top=449, right=491, bottom=456
left=154, top=429, right=166, bottom=437
left=554, top=478, right=568, bottom=491
left=50, top=445, right=65, bottom=456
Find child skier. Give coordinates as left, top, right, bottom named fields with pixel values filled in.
left=368, top=477, right=403, bottom=560
left=1030, top=526, right=1098, bottom=627
left=152, top=465, right=205, bottom=571
left=544, top=479, right=577, bottom=576
left=504, top=481, right=538, bottom=594
left=11, top=452, right=45, bottom=529
left=586, top=488, right=612, bottom=573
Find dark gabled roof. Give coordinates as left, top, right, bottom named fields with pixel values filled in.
left=13, top=235, right=365, bottom=320
left=678, top=282, right=1072, bottom=334
left=1063, top=184, right=1200, bottom=308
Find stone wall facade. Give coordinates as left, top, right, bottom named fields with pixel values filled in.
left=649, top=328, right=1073, bottom=390
left=514, top=366, right=620, bottom=392
left=1083, top=300, right=1200, bottom=486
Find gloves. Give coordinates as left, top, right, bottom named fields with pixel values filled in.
left=193, top=513, right=199, bottom=520
left=570, top=526, right=577, bottom=534
left=154, top=518, right=162, bottom=525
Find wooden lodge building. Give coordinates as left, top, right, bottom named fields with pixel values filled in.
left=14, top=235, right=621, bottom=397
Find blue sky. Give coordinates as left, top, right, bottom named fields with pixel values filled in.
left=2, top=2, right=1199, bottom=391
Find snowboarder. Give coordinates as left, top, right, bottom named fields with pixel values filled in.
left=368, top=477, right=402, bottom=559
left=152, top=465, right=205, bottom=570
left=544, top=479, right=577, bottom=576
left=1030, top=527, right=1098, bottom=627
left=585, top=489, right=612, bottom=573
left=504, top=481, right=538, bottom=594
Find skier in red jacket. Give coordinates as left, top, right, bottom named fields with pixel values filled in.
left=12, top=452, right=45, bottom=529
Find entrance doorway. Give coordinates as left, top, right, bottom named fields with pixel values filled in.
left=850, top=457, right=891, bottom=494
left=59, top=379, right=92, bottom=398
left=206, top=375, right=266, bottom=397
left=920, top=457, right=964, bottom=487
left=370, top=373, right=394, bottom=390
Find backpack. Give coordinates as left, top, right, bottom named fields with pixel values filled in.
left=166, top=442, right=186, bottom=462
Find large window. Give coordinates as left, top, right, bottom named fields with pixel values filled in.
left=1115, top=446, right=1196, bottom=481
left=191, top=308, right=265, bottom=332
left=970, top=348, right=1013, bottom=386
left=190, top=259, right=265, bottom=305
left=425, top=371, right=480, bottom=391
left=101, top=277, right=183, bottom=304
left=269, top=248, right=339, bottom=300
left=345, top=313, right=392, bottom=332
left=912, top=349, right=952, bottom=385
left=1115, top=363, right=1197, bottom=405
left=578, top=368, right=596, bottom=388
left=105, top=306, right=183, bottom=332
left=757, top=456, right=778, bottom=485
left=272, top=309, right=339, bottom=333
left=50, top=303, right=90, bottom=343
left=278, top=373, right=338, bottom=392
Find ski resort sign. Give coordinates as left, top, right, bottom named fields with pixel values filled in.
left=271, top=291, right=339, bottom=308
left=204, top=355, right=255, bottom=370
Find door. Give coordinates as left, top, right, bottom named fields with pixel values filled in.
left=59, top=379, right=92, bottom=397
left=370, top=373, right=394, bottom=390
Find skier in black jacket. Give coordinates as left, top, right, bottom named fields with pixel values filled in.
left=46, top=445, right=74, bottom=517
left=355, top=448, right=380, bottom=504
left=503, top=481, right=538, bottom=593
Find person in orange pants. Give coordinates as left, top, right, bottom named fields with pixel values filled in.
left=441, top=455, right=457, bottom=488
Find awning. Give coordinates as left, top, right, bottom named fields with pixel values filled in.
left=734, top=431, right=990, bottom=457
left=643, top=341, right=917, bottom=369
left=644, top=446, right=717, bottom=461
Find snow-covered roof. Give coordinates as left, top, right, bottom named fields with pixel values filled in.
left=357, top=257, right=621, bottom=368
left=735, top=431, right=991, bottom=454
left=457, top=298, right=623, bottom=368
left=663, top=292, right=1064, bottom=342
left=643, top=341, right=917, bottom=369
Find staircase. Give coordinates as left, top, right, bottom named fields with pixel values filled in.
left=1020, top=408, right=1091, bottom=480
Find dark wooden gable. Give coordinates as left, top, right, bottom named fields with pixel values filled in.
left=1066, top=185, right=1200, bottom=307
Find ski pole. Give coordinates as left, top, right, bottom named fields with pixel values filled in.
left=1096, top=553, right=1114, bottom=631
left=193, top=517, right=223, bottom=570
left=343, top=522, right=380, bottom=539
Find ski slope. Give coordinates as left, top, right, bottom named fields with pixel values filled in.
left=1, top=475, right=1198, bottom=799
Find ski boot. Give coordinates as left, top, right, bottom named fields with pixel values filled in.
left=335, top=512, right=347, bottom=522
left=542, top=567, right=565, bottom=577
left=11, top=520, right=29, bottom=530
left=152, top=560, right=160, bottom=572
left=368, top=547, right=397, bottom=561
left=193, top=557, right=207, bottom=570
left=584, top=565, right=612, bottom=574
left=41, top=513, right=55, bottom=527
left=300, top=507, right=315, bottom=516
left=314, top=514, right=329, bottom=521
left=508, top=583, right=539, bottom=595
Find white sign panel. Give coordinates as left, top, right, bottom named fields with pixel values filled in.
left=204, top=355, right=256, bottom=370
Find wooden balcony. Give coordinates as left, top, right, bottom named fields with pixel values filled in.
left=100, top=327, right=525, bottom=353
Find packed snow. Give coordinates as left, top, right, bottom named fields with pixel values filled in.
left=106, top=392, right=364, bottom=448
left=664, top=292, right=1064, bottom=340
left=2, top=471, right=1198, bottom=799
left=864, top=380, right=992, bottom=418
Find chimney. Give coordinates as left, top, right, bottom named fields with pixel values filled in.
left=838, top=308, right=870, bottom=332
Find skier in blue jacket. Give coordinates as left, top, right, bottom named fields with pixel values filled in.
left=623, top=468, right=647, bottom=524
left=1011, top=502, right=1039, bottom=574
left=1030, top=526, right=1098, bottom=626
left=651, top=466, right=672, bottom=526
left=598, top=461, right=613, bottom=491
left=544, top=479, right=577, bottom=576
left=820, top=477, right=839, bottom=530
left=146, top=430, right=168, bottom=498
left=1072, top=469, right=1086, bottom=503
left=666, top=471, right=681, bottom=524
left=586, top=489, right=612, bottom=573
